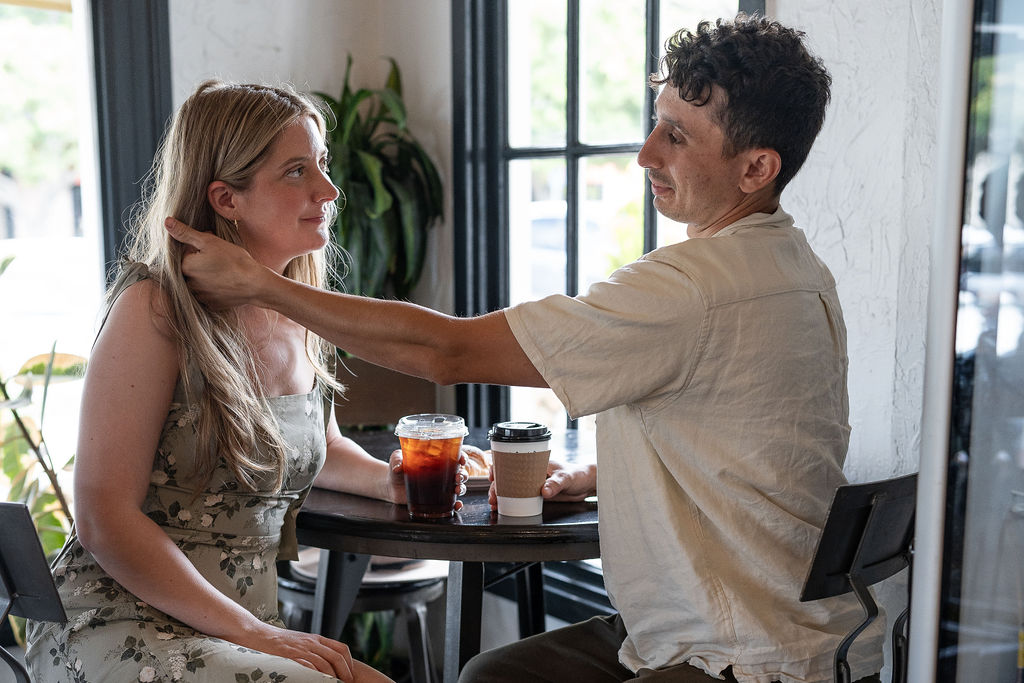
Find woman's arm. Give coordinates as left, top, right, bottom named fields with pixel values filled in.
left=73, top=281, right=357, bottom=679
left=315, top=413, right=399, bottom=502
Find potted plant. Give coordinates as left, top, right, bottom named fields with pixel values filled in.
left=314, top=55, right=443, bottom=300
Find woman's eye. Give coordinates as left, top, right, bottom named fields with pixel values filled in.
left=286, top=166, right=304, bottom=177
left=320, top=156, right=330, bottom=170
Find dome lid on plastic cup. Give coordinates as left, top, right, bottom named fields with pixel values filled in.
left=488, top=421, right=552, bottom=443
left=394, top=413, right=468, bottom=439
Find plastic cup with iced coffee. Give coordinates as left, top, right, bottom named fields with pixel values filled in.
left=488, top=421, right=552, bottom=517
left=395, top=414, right=468, bottom=519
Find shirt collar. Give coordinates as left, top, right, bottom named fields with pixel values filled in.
left=711, top=205, right=795, bottom=238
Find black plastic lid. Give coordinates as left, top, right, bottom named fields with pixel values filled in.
left=488, top=421, right=552, bottom=443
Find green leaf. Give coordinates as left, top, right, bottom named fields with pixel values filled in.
left=0, top=255, right=13, bottom=278
left=341, top=53, right=354, bottom=100
left=340, top=89, right=375, bottom=145
left=355, top=151, right=393, bottom=219
left=374, top=88, right=407, bottom=130
left=37, top=342, right=58, bottom=434
left=31, top=494, right=58, bottom=515
left=384, top=57, right=402, bottom=96
left=386, top=179, right=425, bottom=294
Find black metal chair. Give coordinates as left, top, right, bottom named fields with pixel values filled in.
left=800, top=473, right=917, bottom=683
left=0, top=502, right=67, bottom=683
left=277, top=549, right=447, bottom=683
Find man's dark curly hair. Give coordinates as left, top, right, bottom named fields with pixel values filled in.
left=651, top=14, right=832, bottom=194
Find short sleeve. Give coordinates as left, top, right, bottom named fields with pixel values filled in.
left=505, top=256, right=708, bottom=418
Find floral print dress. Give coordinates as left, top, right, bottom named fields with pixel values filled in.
left=25, top=267, right=340, bottom=683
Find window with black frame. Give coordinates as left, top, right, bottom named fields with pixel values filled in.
left=453, top=0, right=759, bottom=435
left=451, top=0, right=762, bottom=622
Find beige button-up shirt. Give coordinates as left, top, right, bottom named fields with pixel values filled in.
left=506, top=208, right=883, bottom=683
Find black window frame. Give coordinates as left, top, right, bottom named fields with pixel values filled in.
left=89, top=0, right=173, bottom=276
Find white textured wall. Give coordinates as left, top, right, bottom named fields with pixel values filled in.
left=769, top=0, right=940, bottom=482
left=767, top=2, right=941, bottom=676
left=167, top=0, right=454, bottom=316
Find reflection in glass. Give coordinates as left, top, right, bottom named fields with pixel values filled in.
left=578, top=155, right=644, bottom=293
left=579, top=1, right=645, bottom=145
left=944, top=0, right=1024, bottom=678
left=508, top=0, right=568, bottom=149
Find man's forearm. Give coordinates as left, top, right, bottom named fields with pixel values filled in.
left=257, top=269, right=460, bottom=383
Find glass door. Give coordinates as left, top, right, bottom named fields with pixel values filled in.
left=939, top=0, right=1024, bottom=678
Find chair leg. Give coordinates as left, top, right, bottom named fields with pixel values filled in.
left=405, top=602, right=434, bottom=683
left=891, top=606, right=909, bottom=683
left=834, top=574, right=878, bottom=683
left=0, top=645, right=30, bottom=683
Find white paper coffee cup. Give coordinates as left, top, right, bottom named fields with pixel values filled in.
left=489, top=421, right=552, bottom=517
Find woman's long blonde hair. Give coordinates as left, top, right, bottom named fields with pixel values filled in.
left=121, top=79, right=340, bottom=493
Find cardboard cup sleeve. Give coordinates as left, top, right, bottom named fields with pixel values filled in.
left=493, top=450, right=550, bottom=498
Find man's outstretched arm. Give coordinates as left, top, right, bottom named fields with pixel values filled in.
left=165, top=217, right=547, bottom=388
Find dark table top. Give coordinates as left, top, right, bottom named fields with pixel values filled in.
left=296, top=427, right=600, bottom=562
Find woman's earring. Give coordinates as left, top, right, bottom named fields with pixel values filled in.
left=233, top=219, right=239, bottom=230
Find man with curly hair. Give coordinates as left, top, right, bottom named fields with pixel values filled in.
left=168, top=13, right=883, bottom=683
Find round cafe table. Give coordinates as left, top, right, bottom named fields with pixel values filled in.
left=295, top=428, right=600, bottom=683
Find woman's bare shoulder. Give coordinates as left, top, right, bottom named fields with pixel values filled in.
left=104, top=277, right=178, bottom=344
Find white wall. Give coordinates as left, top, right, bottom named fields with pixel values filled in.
left=769, top=0, right=940, bottom=483
left=766, top=2, right=941, bottom=676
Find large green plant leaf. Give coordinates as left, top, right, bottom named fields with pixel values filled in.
left=355, top=150, right=393, bottom=218
left=385, top=178, right=425, bottom=295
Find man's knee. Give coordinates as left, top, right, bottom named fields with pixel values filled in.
left=457, top=647, right=506, bottom=683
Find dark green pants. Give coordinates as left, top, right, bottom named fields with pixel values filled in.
left=457, top=614, right=882, bottom=682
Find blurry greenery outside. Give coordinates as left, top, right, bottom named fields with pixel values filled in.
left=0, top=6, right=78, bottom=184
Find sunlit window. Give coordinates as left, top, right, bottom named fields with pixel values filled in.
left=0, top=1, right=102, bottom=493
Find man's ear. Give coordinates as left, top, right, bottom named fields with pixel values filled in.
left=207, top=180, right=240, bottom=220
left=739, top=148, right=781, bottom=194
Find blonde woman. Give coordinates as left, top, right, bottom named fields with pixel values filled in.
left=25, top=80, right=452, bottom=682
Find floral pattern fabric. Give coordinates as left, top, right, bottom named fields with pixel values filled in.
left=25, top=266, right=339, bottom=682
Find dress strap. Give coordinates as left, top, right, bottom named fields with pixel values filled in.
left=95, top=262, right=153, bottom=340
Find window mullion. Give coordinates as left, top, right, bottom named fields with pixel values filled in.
left=565, top=0, right=581, bottom=431
left=566, top=0, right=580, bottom=303
left=643, top=0, right=660, bottom=253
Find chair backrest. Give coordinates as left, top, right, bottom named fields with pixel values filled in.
left=800, top=473, right=917, bottom=683
left=801, top=472, right=917, bottom=602
left=0, top=502, right=67, bottom=683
